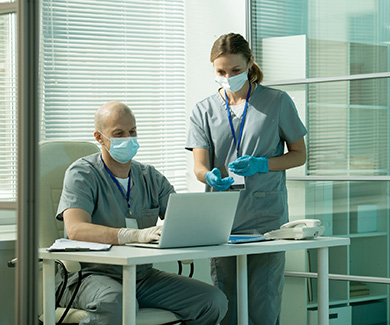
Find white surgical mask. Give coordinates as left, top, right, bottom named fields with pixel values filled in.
left=100, top=132, right=139, bottom=164
left=215, top=71, right=248, bottom=93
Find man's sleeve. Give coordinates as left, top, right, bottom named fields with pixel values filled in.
left=151, top=167, right=175, bottom=218
left=56, top=162, right=96, bottom=221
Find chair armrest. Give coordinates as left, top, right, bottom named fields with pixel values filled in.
left=58, top=260, right=81, bottom=273
left=9, top=258, right=80, bottom=273
left=7, top=257, right=17, bottom=268
left=179, top=259, right=193, bottom=264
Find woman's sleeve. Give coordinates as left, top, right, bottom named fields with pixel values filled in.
left=278, top=92, right=307, bottom=143
left=185, top=103, right=210, bottom=151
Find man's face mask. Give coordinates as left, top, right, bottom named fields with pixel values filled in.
left=100, top=132, right=139, bottom=164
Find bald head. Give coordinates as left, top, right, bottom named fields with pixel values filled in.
left=94, top=101, right=138, bottom=170
left=95, top=101, right=135, bottom=132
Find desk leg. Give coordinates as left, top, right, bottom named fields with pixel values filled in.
left=42, top=259, right=56, bottom=324
left=123, top=265, right=136, bottom=325
left=318, top=247, right=329, bottom=325
left=236, top=254, right=248, bottom=325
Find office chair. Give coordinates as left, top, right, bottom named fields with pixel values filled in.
left=38, top=140, right=182, bottom=325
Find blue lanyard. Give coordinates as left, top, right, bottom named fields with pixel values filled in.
left=225, top=82, right=252, bottom=158
left=100, top=156, right=131, bottom=209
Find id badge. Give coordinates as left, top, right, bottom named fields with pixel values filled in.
left=228, top=169, right=246, bottom=191
left=125, top=215, right=138, bottom=229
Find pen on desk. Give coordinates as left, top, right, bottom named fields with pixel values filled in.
left=48, top=247, right=92, bottom=252
left=64, top=247, right=91, bottom=251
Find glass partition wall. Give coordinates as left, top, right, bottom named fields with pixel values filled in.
left=250, top=0, right=390, bottom=324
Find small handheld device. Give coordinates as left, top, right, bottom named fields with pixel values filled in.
left=228, top=169, right=246, bottom=191
left=264, top=219, right=325, bottom=240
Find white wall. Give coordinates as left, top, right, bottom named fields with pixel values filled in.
left=184, top=0, right=246, bottom=192
left=155, top=0, right=247, bottom=283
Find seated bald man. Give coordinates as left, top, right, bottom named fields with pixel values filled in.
left=55, top=101, right=228, bottom=324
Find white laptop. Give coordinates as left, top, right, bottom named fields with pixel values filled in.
left=128, top=191, right=240, bottom=249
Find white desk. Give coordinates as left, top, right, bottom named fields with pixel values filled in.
left=39, top=236, right=349, bottom=325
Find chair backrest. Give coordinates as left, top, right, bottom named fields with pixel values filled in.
left=39, top=140, right=100, bottom=248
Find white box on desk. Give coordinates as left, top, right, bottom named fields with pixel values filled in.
left=308, top=306, right=351, bottom=325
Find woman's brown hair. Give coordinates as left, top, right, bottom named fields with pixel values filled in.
left=210, top=33, right=263, bottom=84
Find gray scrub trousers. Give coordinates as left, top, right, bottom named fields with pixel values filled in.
left=186, top=84, right=307, bottom=325
left=56, top=154, right=228, bottom=324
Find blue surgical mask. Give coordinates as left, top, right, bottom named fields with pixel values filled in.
left=215, top=71, right=248, bottom=93
left=100, top=132, right=139, bottom=164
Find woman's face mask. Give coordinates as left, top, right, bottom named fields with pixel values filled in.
left=213, top=53, right=252, bottom=93
left=215, top=71, right=248, bottom=93
left=100, top=132, right=139, bottom=164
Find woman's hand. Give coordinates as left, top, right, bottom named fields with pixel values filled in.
left=229, top=155, right=269, bottom=176
left=205, top=168, right=234, bottom=191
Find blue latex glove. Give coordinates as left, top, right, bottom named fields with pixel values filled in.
left=205, top=168, right=234, bottom=191
left=228, top=155, right=269, bottom=177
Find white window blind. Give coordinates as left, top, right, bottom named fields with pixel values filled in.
left=40, top=0, right=187, bottom=191
left=0, top=13, right=16, bottom=202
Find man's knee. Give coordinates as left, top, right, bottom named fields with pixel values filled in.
left=183, top=285, right=228, bottom=324
left=74, top=276, right=128, bottom=325
left=213, top=286, right=228, bottom=311
left=205, top=286, right=228, bottom=322
left=87, top=288, right=122, bottom=309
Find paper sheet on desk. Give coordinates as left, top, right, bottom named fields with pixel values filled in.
left=48, top=238, right=112, bottom=251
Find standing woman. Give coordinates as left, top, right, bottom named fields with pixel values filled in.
left=186, top=33, right=307, bottom=324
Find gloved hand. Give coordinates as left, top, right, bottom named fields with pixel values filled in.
left=228, top=155, right=269, bottom=177
left=117, top=225, right=163, bottom=245
left=205, top=168, right=234, bottom=191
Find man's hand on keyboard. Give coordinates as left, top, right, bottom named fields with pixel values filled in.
left=118, top=226, right=163, bottom=244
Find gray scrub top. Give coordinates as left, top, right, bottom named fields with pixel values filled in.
left=56, top=152, right=175, bottom=280
left=186, top=84, right=307, bottom=234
